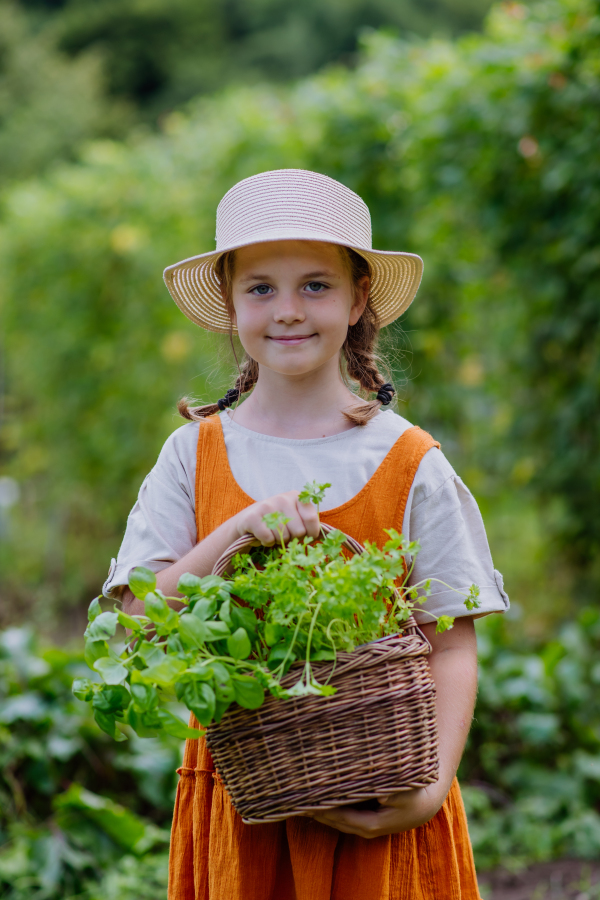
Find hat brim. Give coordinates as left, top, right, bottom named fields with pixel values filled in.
left=163, top=236, right=423, bottom=334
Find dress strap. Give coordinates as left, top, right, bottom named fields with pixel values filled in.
left=195, top=415, right=250, bottom=541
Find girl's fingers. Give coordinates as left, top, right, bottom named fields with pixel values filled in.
left=296, top=497, right=321, bottom=539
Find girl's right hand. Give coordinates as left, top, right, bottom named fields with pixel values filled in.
left=232, top=490, right=321, bottom=546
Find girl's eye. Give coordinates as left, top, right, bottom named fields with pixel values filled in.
left=305, top=282, right=327, bottom=293
left=251, top=284, right=272, bottom=296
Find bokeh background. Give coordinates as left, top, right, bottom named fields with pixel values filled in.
left=1, top=0, right=600, bottom=896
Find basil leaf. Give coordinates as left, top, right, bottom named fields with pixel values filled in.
left=233, top=675, right=265, bottom=710
left=84, top=639, right=110, bottom=668
left=227, top=627, right=251, bottom=660
left=93, top=657, right=129, bottom=685
left=87, top=597, right=102, bottom=623
left=230, top=606, right=257, bottom=635
left=72, top=677, right=94, bottom=702
left=85, top=611, right=119, bottom=641
left=138, top=656, right=187, bottom=687
left=92, top=684, right=130, bottom=712
left=156, top=709, right=204, bottom=740
left=144, top=592, right=171, bottom=624
left=130, top=683, right=158, bottom=713
left=190, top=598, right=217, bottom=621
left=176, top=572, right=203, bottom=597
left=128, top=566, right=157, bottom=599
left=182, top=681, right=216, bottom=727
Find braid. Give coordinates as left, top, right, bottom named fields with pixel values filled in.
left=178, top=251, right=259, bottom=421
left=340, top=249, right=395, bottom=426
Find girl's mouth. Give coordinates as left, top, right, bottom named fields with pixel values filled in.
left=267, top=334, right=316, bottom=346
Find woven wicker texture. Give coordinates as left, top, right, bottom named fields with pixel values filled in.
left=204, top=523, right=439, bottom=824
left=163, top=169, right=424, bottom=334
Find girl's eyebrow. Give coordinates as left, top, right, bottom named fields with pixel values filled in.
left=238, top=269, right=339, bottom=284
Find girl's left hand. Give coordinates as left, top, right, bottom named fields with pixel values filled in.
left=302, top=785, right=445, bottom=838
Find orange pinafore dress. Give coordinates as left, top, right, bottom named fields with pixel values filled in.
left=168, top=416, right=481, bottom=900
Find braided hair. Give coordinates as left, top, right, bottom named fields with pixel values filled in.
left=178, top=247, right=395, bottom=425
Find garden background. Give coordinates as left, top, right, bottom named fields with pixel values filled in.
left=1, top=0, right=599, bottom=896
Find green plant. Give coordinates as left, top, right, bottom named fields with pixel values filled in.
left=0, top=628, right=177, bottom=899
left=77, top=485, right=479, bottom=740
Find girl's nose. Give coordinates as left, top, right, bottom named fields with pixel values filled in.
left=272, top=292, right=306, bottom=324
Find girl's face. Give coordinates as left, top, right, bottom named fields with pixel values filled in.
left=230, top=240, right=369, bottom=378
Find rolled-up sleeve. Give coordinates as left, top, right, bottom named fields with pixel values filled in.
left=102, top=423, right=199, bottom=599
left=405, top=449, right=509, bottom=625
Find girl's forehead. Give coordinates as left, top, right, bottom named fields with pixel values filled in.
left=233, top=240, right=346, bottom=272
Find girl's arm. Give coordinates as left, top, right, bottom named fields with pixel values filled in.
left=306, top=617, right=478, bottom=837
left=121, top=490, right=320, bottom=616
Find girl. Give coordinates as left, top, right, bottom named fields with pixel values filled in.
left=105, top=169, right=509, bottom=900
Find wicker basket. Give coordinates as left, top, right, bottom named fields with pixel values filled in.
left=205, top=525, right=438, bottom=824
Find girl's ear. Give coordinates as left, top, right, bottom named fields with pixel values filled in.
left=348, top=275, right=370, bottom=326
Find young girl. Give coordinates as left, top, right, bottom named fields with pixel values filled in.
left=105, top=169, right=508, bottom=900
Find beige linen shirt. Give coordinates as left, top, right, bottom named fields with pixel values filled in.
left=103, top=409, right=509, bottom=624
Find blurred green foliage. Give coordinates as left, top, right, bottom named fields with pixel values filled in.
left=3, top=615, right=600, bottom=896
left=463, top=610, right=600, bottom=868
left=13, top=0, right=492, bottom=118
left=0, top=2, right=130, bottom=186
left=1, top=0, right=598, bottom=625
left=0, top=627, right=178, bottom=898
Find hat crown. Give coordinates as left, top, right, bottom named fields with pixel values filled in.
left=215, top=169, right=372, bottom=251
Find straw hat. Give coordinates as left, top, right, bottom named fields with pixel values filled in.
left=163, top=169, right=423, bottom=334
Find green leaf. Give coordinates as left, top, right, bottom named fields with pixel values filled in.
left=138, top=656, right=187, bottom=687
left=126, top=705, right=160, bottom=738
left=227, top=627, right=251, bottom=660
left=84, top=639, right=110, bottom=668
left=177, top=572, right=203, bottom=597
left=230, top=605, right=257, bottom=634
left=87, top=597, right=102, bottom=622
left=130, top=682, right=159, bottom=712
left=156, top=709, right=204, bottom=739
left=233, top=675, right=265, bottom=710
left=182, top=681, right=216, bottom=726
left=219, top=597, right=232, bottom=626
left=128, top=566, right=157, bottom=599
left=190, top=597, right=217, bottom=620
left=264, top=623, right=284, bottom=646
left=72, top=677, right=94, bottom=701
left=54, top=785, right=149, bottom=851
left=92, top=684, right=130, bottom=712
left=436, top=615, right=455, bottom=634
left=117, top=610, right=148, bottom=631
left=86, top=611, right=119, bottom=641
left=137, top=641, right=164, bottom=666
left=144, top=591, right=171, bottom=623
left=178, top=614, right=207, bottom=649
left=93, top=657, right=129, bottom=685
left=298, top=480, right=331, bottom=506
left=201, top=620, right=231, bottom=642
left=267, top=644, right=297, bottom=672
left=262, top=511, right=291, bottom=531
left=93, top=710, right=127, bottom=741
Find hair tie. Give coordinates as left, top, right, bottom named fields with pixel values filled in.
left=376, top=383, right=395, bottom=406
left=217, top=387, right=240, bottom=411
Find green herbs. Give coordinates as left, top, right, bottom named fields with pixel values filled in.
left=78, top=483, right=480, bottom=741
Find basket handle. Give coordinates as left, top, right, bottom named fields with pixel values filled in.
left=211, top=522, right=364, bottom=578
left=211, top=523, right=424, bottom=640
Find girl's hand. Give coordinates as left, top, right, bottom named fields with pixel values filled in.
left=233, top=490, right=321, bottom=546
left=302, top=785, right=445, bottom=838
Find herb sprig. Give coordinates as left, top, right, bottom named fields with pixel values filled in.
left=76, top=482, right=480, bottom=741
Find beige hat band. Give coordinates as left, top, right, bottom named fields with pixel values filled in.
left=163, top=168, right=424, bottom=334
